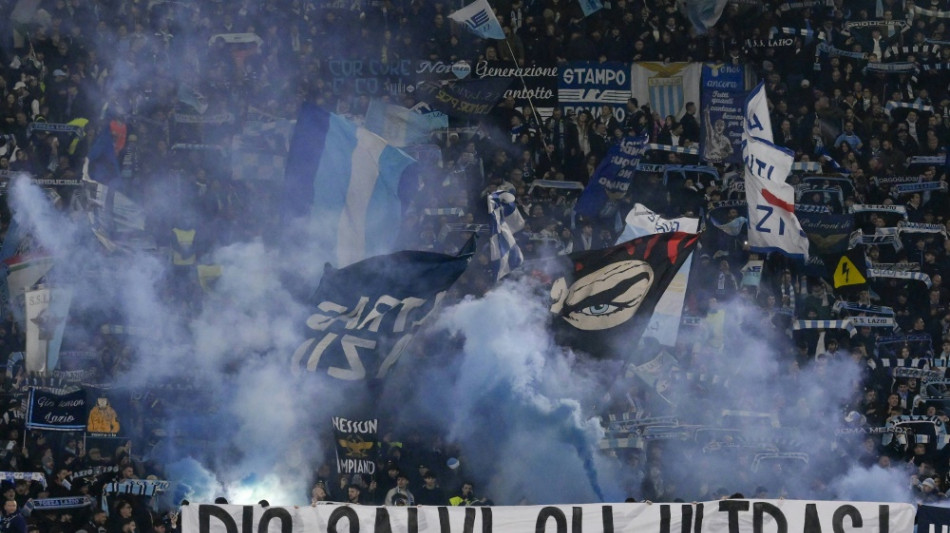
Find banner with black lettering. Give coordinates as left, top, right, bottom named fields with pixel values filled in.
left=182, top=500, right=915, bottom=533
left=414, top=78, right=512, bottom=119
left=700, top=63, right=744, bottom=164
left=559, top=62, right=632, bottom=121
left=332, top=417, right=378, bottom=476
left=291, top=243, right=473, bottom=380
left=25, top=388, right=86, bottom=431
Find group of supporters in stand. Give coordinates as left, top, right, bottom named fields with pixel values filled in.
left=1, top=0, right=950, bottom=529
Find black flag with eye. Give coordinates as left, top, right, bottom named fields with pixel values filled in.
left=540, top=232, right=699, bottom=362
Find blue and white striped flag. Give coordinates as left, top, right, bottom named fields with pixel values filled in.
left=487, top=191, right=524, bottom=281
left=283, top=103, right=417, bottom=267
left=449, top=0, right=505, bottom=40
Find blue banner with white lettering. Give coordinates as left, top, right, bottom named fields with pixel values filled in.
left=26, top=388, right=87, bottom=431
left=558, top=62, right=632, bottom=121
left=700, top=63, right=744, bottom=164
left=326, top=59, right=416, bottom=98
left=575, top=134, right=649, bottom=219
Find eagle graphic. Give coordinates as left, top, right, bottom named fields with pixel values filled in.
left=337, top=436, right=374, bottom=458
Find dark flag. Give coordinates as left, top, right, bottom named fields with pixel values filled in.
left=332, top=416, right=379, bottom=476
left=534, top=232, right=699, bottom=361
left=414, top=78, right=512, bottom=119
left=797, top=212, right=855, bottom=256
left=917, top=505, right=950, bottom=533
left=824, top=246, right=868, bottom=290
left=25, top=388, right=86, bottom=431
left=291, top=242, right=474, bottom=380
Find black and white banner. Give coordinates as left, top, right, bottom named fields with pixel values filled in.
left=183, top=500, right=915, bottom=533
left=25, top=388, right=86, bottom=431
left=332, top=417, right=378, bottom=476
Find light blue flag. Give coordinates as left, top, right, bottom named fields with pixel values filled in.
left=449, top=0, right=505, bottom=40
left=283, top=104, right=418, bottom=267
left=579, top=0, right=603, bottom=17
left=681, top=0, right=729, bottom=35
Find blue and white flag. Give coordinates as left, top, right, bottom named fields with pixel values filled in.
left=681, top=0, right=729, bottom=35
left=488, top=191, right=525, bottom=281
left=283, top=103, right=417, bottom=267
left=574, top=133, right=649, bottom=219
left=617, top=203, right=699, bottom=243
left=744, top=82, right=773, bottom=144
left=364, top=100, right=448, bottom=148
left=631, top=63, right=702, bottom=120
left=449, top=0, right=505, bottom=40
left=579, top=0, right=603, bottom=17
left=86, top=126, right=121, bottom=185
left=24, top=287, right=72, bottom=373
left=743, top=135, right=809, bottom=260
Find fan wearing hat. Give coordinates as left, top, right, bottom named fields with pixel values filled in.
left=383, top=471, right=414, bottom=506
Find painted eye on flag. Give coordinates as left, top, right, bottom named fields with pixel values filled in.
left=580, top=303, right=617, bottom=317
left=552, top=260, right=655, bottom=331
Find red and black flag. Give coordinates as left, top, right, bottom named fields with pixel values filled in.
left=534, top=232, right=699, bottom=362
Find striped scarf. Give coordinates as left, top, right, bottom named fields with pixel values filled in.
left=832, top=301, right=895, bottom=316
left=894, top=181, right=948, bottom=194
left=793, top=319, right=858, bottom=337
left=884, top=100, right=934, bottom=116
left=867, top=268, right=933, bottom=288
left=898, top=222, right=948, bottom=237
left=910, top=5, right=950, bottom=18
left=884, top=43, right=941, bottom=59
left=646, top=143, right=698, bottom=155
left=865, top=62, right=918, bottom=74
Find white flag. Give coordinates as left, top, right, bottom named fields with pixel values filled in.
left=743, top=82, right=773, bottom=145
left=449, top=0, right=505, bottom=40
left=25, top=287, right=72, bottom=373
left=743, top=136, right=809, bottom=259
left=618, top=203, right=699, bottom=242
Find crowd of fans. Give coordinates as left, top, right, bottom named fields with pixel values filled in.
left=0, top=0, right=949, bottom=528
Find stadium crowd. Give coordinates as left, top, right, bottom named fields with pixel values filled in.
left=1, top=0, right=950, bottom=530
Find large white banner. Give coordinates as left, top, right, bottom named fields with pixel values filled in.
left=183, top=500, right=915, bottom=533
left=617, top=204, right=699, bottom=347
left=743, top=82, right=773, bottom=145
left=743, top=135, right=809, bottom=260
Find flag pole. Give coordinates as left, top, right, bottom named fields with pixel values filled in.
left=500, top=38, right=552, bottom=153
